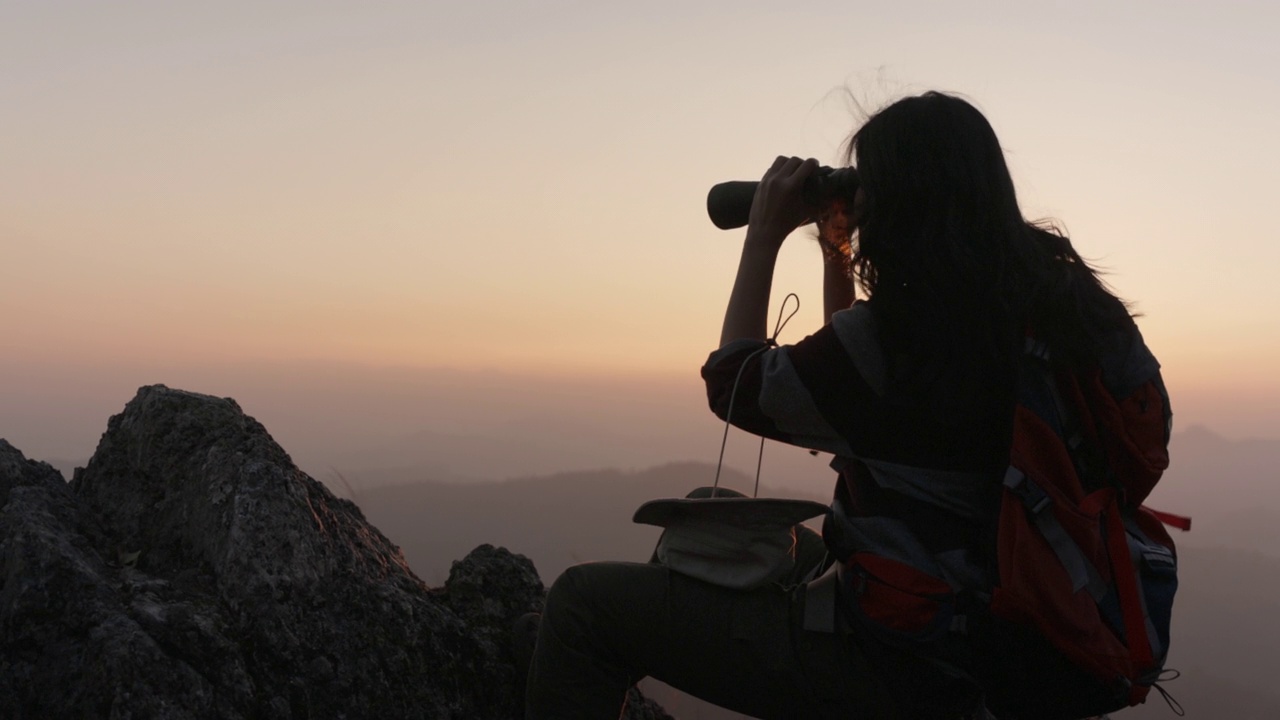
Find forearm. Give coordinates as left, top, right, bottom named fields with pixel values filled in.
left=719, top=155, right=817, bottom=346
left=719, top=234, right=782, bottom=346
left=823, top=255, right=856, bottom=323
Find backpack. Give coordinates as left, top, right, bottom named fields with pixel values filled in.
left=821, top=327, right=1185, bottom=713
left=992, top=332, right=1182, bottom=707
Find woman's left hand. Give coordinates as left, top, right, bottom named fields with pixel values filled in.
left=746, top=156, right=820, bottom=250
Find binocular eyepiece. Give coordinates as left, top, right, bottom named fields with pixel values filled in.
left=705, top=165, right=859, bottom=230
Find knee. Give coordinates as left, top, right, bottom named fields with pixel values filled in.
left=543, top=562, right=656, bottom=632
left=547, top=564, right=590, bottom=602
left=543, top=563, right=601, bottom=626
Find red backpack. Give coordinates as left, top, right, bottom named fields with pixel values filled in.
left=822, top=328, right=1186, bottom=715
left=993, top=334, right=1185, bottom=707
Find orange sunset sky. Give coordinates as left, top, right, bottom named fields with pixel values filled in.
left=3, top=1, right=1278, bottom=468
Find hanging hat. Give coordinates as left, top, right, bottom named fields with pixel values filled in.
left=634, top=497, right=830, bottom=590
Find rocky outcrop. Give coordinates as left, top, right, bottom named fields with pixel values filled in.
left=0, top=385, right=672, bottom=720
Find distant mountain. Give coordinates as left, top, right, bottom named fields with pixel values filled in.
left=1155, top=425, right=1278, bottom=509
left=332, top=425, right=841, bottom=495
left=1149, top=426, right=1279, bottom=559
left=350, top=424, right=1280, bottom=564
left=357, top=461, right=827, bottom=586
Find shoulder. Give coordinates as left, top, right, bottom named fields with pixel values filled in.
left=1094, top=322, right=1163, bottom=399
left=827, top=302, right=887, bottom=396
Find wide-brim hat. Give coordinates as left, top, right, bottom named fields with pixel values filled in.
left=633, top=497, right=830, bottom=531
left=635, top=497, right=830, bottom=590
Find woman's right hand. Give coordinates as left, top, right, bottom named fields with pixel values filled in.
left=746, top=156, right=819, bottom=251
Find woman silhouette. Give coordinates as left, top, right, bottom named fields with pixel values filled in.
left=524, top=91, right=1164, bottom=720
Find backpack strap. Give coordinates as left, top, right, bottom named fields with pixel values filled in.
left=1141, top=506, right=1191, bottom=532
left=1106, top=503, right=1156, bottom=704
left=1002, top=466, right=1109, bottom=601
left=1022, top=339, right=1113, bottom=493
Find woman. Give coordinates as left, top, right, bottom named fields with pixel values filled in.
left=525, top=92, right=1159, bottom=720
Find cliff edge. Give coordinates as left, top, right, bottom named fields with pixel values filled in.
left=0, top=385, right=671, bottom=719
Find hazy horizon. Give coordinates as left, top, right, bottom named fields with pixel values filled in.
left=3, top=357, right=1277, bottom=492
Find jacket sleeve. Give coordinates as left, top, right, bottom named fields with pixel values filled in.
left=701, top=303, right=887, bottom=457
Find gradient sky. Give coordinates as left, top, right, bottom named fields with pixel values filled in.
left=3, top=1, right=1278, bottom=463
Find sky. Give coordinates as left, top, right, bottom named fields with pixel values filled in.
left=2, top=0, right=1278, bottom=467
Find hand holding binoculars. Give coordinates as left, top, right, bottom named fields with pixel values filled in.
left=705, top=166, right=860, bottom=231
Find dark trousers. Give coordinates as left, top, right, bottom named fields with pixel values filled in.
left=525, top=487, right=902, bottom=720
left=525, top=561, right=903, bottom=720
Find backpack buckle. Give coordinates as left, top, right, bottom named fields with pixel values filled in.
left=1004, top=467, right=1051, bottom=514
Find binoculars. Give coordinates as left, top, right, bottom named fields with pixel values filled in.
left=705, top=166, right=860, bottom=230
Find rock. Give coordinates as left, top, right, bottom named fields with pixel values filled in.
left=623, top=687, right=680, bottom=720
left=0, top=385, right=672, bottom=720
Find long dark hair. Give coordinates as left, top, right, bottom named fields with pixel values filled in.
left=845, top=92, right=1133, bottom=372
